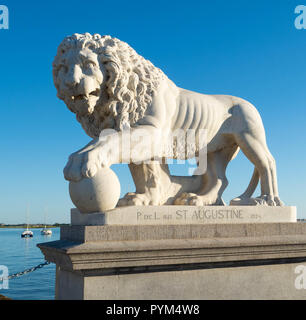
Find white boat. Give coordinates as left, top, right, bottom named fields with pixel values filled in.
left=21, top=204, right=33, bottom=238
left=41, top=227, right=52, bottom=235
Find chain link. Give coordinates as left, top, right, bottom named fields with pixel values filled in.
left=0, top=261, right=51, bottom=281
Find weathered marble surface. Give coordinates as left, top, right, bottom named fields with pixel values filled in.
left=53, top=33, right=285, bottom=211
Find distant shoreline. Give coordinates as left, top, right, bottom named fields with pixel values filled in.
left=0, top=224, right=68, bottom=229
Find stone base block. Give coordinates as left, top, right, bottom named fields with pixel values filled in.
left=38, top=218, right=306, bottom=300
left=55, top=262, right=306, bottom=300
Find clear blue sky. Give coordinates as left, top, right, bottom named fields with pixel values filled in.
left=0, top=0, right=305, bottom=223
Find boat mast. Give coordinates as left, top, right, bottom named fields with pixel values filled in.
left=44, top=206, right=47, bottom=229
left=26, top=203, right=29, bottom=230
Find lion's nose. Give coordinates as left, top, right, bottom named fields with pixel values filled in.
left=65, top=65, right=82, bottom=87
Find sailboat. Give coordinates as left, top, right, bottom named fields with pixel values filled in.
left=41, top=227, right=52, bottom=236
left=21, top=228, right=33, bottom=238
left=21, top=204, right=33, bottom=238
left=41, top=207, right=52, bottom=236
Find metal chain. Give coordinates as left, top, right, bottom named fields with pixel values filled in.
left=0, top=261, right=51, bottom=281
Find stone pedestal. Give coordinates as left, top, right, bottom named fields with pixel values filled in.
left=38, top=206, right=306, bottom=300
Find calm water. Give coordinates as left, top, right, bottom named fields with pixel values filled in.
left=0, top=228, right=59, bottom=300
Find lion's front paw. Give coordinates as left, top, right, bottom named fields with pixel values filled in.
left=64, top=153, right=83, bottom=182
left=63, top=148, right=105, bottom=182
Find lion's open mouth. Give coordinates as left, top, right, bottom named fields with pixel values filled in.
left=71, top=89, right=100, bottom=101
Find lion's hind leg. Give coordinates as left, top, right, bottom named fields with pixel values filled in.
left=232, top=131, right=284, bottom=206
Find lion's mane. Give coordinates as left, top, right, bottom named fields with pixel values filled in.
left=53, top=33, right=166, bottom=137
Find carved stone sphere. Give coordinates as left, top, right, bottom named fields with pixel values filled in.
left=69, top=168, right=121, bottom=213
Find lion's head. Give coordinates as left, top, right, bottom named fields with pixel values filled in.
left=53, top=33, right=166, bottom=137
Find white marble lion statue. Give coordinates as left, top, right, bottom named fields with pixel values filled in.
left=53, top=33, right=283, bottom=206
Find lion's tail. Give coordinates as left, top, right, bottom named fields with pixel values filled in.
left=238, top=167, right=259, bottom=199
